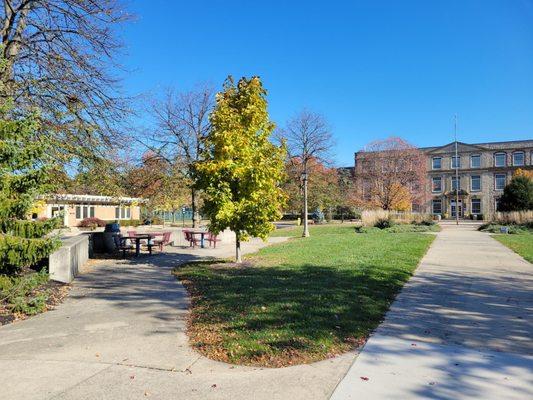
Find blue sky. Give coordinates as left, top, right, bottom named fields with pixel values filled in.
left=119, top=0, right=533, bottom=166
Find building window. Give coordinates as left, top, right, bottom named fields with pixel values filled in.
left=76, top=205, right=95, bottom=219
left=451, top=156, right=460, bottom=169
left=432, top=199, right=442, bottom=215
left=451, top=176, right=461, bottom=191
left=51, top=206, right=64, bottom=218
left=432, top=177, right=442, bottom=192
left=494, top=152, right=506, bottom=167
left=115, top=206, right=131, bottom=220
left=471, top=199, right=481, bottom=215
left=470, top=175, right=481, bottom=192
left=512, top=151, right=525, bottom=166
left=494, top=174, right=506, bottom=190
left=470, top=154, right=481, bottom=168
left=432, top=157, right=442, bottom=170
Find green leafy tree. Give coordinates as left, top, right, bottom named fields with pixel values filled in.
left=0, top=113, right=60, bottom=275
left=195, top=76, right=286, bottom=262
left=498, top=175, right=533, bottom=212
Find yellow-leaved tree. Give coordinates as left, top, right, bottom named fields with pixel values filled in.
left=388, top=183, right=412, bottom=211
left=513, top=168, right=533, bottom=180
left=194, top=76, right=286, bottom=262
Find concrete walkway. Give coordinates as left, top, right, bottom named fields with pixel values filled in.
left=0, top=237, right=354, bottom=400
left=331, top=222, right=533, bottom=399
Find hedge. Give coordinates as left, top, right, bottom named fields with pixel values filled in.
left=0, top=217, right=62, bottom=239
left=0, top=234, right=60, bottom=275
left=102, top=219, right=143, bottom=227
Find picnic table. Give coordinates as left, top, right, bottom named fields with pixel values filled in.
left=185, top=229, right=208, bottom=248
left=124, top=231, right=173, bottom=255
left=145, top=231, right=173, bottom=250
left=122, top=234, right=154, bottom=257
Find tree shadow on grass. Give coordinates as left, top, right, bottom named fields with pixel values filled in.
left=175, top=261, right=414, bottom=363
left=175, top=259, right=533, bottom=368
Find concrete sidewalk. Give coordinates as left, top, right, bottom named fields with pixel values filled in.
left=331, top=223, right=533, bottom=399
left=0, top=237, right=354, bottom=400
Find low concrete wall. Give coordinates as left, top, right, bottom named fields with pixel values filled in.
left=49, top=235, right=89, bottom=283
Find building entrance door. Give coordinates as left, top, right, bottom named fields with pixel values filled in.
left=450, top=200, right=463, bottom=218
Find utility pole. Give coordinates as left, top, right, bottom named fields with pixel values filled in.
left=302, top=170, right=309, bottom=237
left=454, top=115, right=459, bottom=226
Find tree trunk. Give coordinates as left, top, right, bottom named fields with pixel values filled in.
left=191, top=188, right=199, bottom=228
left=235, top=231, right=242, bottom=263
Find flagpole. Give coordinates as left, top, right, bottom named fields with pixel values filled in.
left=454, top=115, right=459, bottom=226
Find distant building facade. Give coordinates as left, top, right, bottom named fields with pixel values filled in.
left=36, top=194, right=144, bottom=227
left=354, top=139, right=533, bottom=218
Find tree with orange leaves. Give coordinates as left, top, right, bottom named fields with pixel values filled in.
left=513, top=168, right=533, bottom=180
left=282, top=157, right=340, bottom=216
left=125, top=151, right=189, bottom=218
left=354, top=137, right=426, bottom=211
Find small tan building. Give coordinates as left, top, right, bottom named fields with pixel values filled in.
left=36, top=194, right=144, bottom=227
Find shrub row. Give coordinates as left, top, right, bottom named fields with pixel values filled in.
left=478, top=222, right=533, bottom=234
left=0, top=217, right=62, bottom=239
left=361, top=210, right=434, bottom=227
left=355, top=217, right=438, bottom=234
left=355, top=224, right=439, bottom=234
left=489, top=211, right=533, bottom=225
left=78, top=218, right=145, bottom=228
left=78, top=217, right=106, bottom=228
left=0, top=235, right=60, bottom=275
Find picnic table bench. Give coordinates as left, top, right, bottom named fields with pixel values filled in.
left=183, top=229, right=220, bottom=248
left=121, top=231, right=173, bottom=257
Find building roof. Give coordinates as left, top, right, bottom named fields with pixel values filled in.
left=40, top=194, right=146, bottom=205
left=421, top=139, right=533, bottom=153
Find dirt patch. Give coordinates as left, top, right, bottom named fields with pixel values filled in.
left=209, top=261, right=254, bottom=270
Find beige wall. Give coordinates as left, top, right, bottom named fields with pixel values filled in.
left=37, top=203, right=142, bottom=227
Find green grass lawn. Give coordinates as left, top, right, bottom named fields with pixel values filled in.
left=493, top=233, right=533, bottom=263
left=174, top=225, right=434, bottom=367
left=269, top=223, right=356, bottom=237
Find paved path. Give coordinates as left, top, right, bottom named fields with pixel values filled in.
left=331, top=223, right=533, bottom=400
left=0, top=237, right=354, bottom=400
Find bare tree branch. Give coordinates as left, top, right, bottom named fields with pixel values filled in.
left=141, top=84, right=214, bottom=227
left=279, top=109, right=335, bottom=174
left=354, top=137, right=427, bottom=210
left=0, top=0, right=132, bottom=163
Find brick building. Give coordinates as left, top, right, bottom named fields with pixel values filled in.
left=354, top=139, right=533, bottom=218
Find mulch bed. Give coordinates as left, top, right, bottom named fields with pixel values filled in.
left=0, top=280, right=70, bottom=326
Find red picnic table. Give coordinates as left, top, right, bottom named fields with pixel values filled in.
left=124, top=231, right=173, bottom=256
left=184, top=229, right=208, bottom=248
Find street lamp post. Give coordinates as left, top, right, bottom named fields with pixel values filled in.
left=454, top=115, right=459, bottom=226
left=301, top=171, right=309, bottom=237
